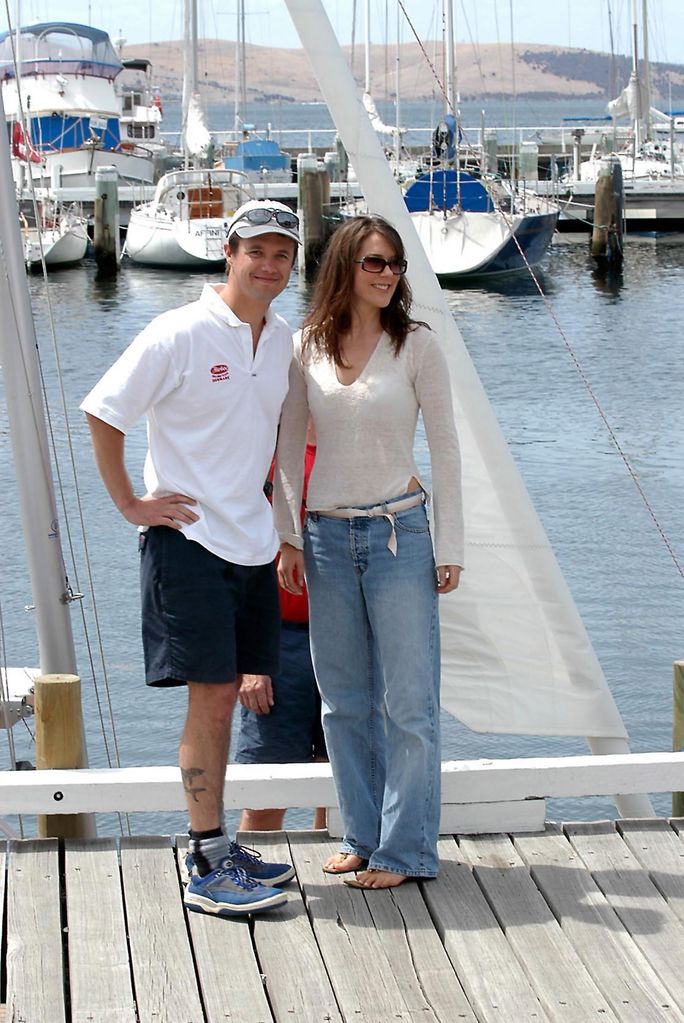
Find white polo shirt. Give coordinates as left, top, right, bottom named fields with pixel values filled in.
left=81, top=283, right=294, bottom=566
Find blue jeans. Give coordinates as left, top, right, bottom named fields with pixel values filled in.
left=304, top=495, right=441, bottom=877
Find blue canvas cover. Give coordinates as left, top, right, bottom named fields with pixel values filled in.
left=404, top=170, right=494, bottom=214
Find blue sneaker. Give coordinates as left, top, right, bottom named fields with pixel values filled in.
left=184, top=864, right=287, bottom=917
left=183, top=842, right=295, bottom=887
left=227, top=841, right=295, bottom=886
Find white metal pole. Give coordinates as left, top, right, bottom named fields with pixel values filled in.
left=0, top=87, right=78, bottom=677
left=182, top=0, right=190, bottom=165
left=364, top=0, right=371, bottom=95
left=642, top=0, right=652, bottom=140
left=445, top=0, right=455, bottom=116
left=631, top=0, right=641, bottom=154
left=394, top=3, right=400, bottom=174
left=282, top=0, right=654, bottom=819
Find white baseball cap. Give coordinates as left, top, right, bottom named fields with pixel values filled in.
left=227, top=199, right=301, bottom=245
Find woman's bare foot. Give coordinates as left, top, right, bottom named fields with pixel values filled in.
left=344, top=868, right=409, bottom=889
left=322, top=852, right=368, bottom=875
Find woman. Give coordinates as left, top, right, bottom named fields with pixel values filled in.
left=275, top=215, right=463, bottom=889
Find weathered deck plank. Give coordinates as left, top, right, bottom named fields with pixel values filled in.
left=458, top=831, right=618, bottom=1022
left=120, top=835, right=205, bottom=1023
left=565, top=821, right=684, bottom=1013
left=423, top=836, right=552, bottom=1022
left=289, top=831, right=414, bottom=1022
left=364, top=878, right=477, bottom=1022
left=514, top=826, right=684, bottom=1023
left=5, top=839, right=66, bottom=1023
left=244, top=831, right=343, bottom=1023
left=618, top=819, right=684, bottom=925
left=64, top=837, right=137, bottom=1023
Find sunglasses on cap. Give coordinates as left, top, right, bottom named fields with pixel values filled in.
left=232, top=207, right=300, bottom=231
left=353, top=255, right=408, bottom=275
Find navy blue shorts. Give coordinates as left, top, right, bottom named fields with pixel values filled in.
left=140, top=526, right=281, bottom=688
left=235, top=622, right=327, bottom=763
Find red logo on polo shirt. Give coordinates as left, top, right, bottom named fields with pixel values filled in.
left=210, top=363, right=230, bottom=382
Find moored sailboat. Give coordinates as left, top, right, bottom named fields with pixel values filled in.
left=124, top=0, right=256, bottom=268
left=123, top=167, right=254, bottom=267
left=21, top=200, right=88, bottom=270
left=405, top=0, right=558, bottom=278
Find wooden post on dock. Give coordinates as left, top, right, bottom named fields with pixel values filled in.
left=673, top=662, right=684, bottom=816
left=93, top=165, right=120, bottom=275
left=297, top=154, right=331, bottom=281
left=35, top=673, right=95, bottom=838
left=591, top=156, right=624, bottom=267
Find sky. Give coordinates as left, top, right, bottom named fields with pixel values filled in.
left=3, top=1, right=684, bottom=65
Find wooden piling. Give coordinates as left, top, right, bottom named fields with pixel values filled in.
left=673, top=661, right=684, bottom=816
left=297, top=155, right=331, bottom=281
left=93, top=165, right=120, bottom=275
left=35, top=673, right=95, bottom=838
left=591, top=156, right=624, bottom=267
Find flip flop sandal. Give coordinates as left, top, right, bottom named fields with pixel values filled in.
left=322, top=853, right=369, bottom=875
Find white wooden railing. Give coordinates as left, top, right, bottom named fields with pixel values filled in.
left=2, top=752, right=682, bottom=836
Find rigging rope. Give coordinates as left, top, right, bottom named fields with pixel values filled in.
left=396, top=0, right=683, bottom=580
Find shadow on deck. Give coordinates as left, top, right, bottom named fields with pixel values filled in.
left=3, top=820, right=684, bottom=1022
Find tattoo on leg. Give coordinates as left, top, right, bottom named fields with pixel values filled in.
left=182, top=767, right=208, bottom=803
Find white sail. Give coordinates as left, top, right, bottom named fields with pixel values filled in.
left=606, top=75, right=668, bottom=123
left=362, top=90, right=398, bottom=138
left=184, top=93, right=211, bottom=158
left=284, top=0, right=629, bottom=743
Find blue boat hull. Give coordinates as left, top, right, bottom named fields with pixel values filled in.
left=481, top=210, right=559, bottom=275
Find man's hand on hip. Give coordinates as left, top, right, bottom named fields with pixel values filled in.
left=120, top=493, right=199, bottom=528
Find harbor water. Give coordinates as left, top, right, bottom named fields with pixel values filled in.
left=0, top=96, right=682, bottom=834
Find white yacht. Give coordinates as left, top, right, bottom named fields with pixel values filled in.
left=124, top=169, right=255, bottom=268
left=0, top=22, right=157, bottom=190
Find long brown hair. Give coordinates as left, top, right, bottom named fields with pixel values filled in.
left=303, top=215, right=421, bottom=366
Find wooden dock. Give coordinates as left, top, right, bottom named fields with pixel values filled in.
left=3, top=819, right=684, bottom=1022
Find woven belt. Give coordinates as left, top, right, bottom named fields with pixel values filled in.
left=315, top=491, right=425, bottom=556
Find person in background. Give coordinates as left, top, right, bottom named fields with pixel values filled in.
left=80, top=199, right=301, bottom=918
left=275, top=215, right=464, bottom=890
left=236, top=420, right=327, bottom=831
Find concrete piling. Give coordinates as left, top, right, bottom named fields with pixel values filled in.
left=297, top=154, right=331, bottom=281
left=93, top=165, right=121, bottom=275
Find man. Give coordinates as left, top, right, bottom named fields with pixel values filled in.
left=236, top=422, right=328, bottom=831
left=80, top=199, right=300, bottom=918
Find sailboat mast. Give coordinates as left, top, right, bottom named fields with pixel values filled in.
left=444, top=0, right=456, bottom=117
left=182, top=0, right=189, bottom=150
left=631, top=0, right=642, bottom=154
left=364, top=0, right=371, bottom=95
left=395, top=2, right=401, bottom=173
left=642, top=0, right=652, bottom=140
left=0, top=87, right=78, bottom=676
left=234, top=0, right=246, bottom=132
left=444, top=0, right=460, bottom=200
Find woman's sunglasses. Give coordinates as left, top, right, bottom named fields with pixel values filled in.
left=232, top=208, right=300, bottom=230
left=353, top=255, right=408, bottom=276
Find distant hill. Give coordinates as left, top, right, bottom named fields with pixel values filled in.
left=122, top=38, right=684, bottom=105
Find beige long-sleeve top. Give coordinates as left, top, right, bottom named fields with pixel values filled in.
left=274, top=324, right=464, bottom=567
